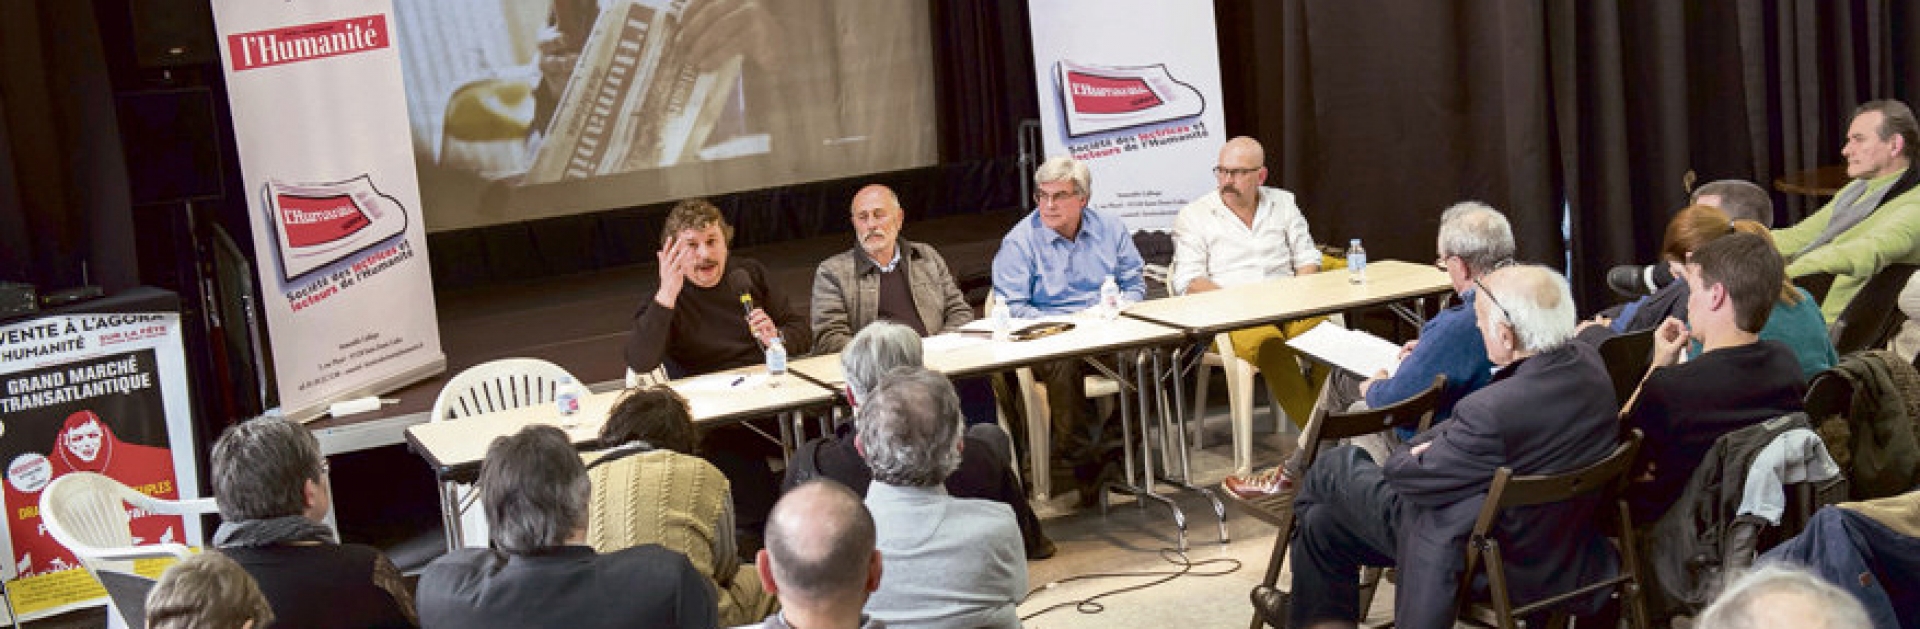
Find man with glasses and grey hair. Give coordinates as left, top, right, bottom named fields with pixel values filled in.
left=1225, top=202, right=1510, bottom=501
left=416, top=425, right=717, bottom=629
left=781, top=322, right=1053, bottom=559
left=990, top=155, right=1145, bottom=505
left=210, top=417, right=418, bottom=628
left=1253, top=266, right=1623, bottom=629
left=857, top=367, right=1026, bottom=629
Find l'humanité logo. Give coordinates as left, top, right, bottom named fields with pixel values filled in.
left=1054, top=60, right=1206, bottom=137
left=227, top=14, right=391, bottom=72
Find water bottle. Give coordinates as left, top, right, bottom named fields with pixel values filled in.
left=1099, top=275, right=1121, bottom=318
left=990, top=293, right=1012, bottom=342
left=765, top=336, right=788, bottom=386
left=1347, top=238, right=1368, bottom=284
left=555, top=376, right=582, bottom=427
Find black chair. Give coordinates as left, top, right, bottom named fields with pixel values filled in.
left=1454, top=430, right=1650, bottom=629
left=1234, top=375, right=1445, bottom=629
left=1796, top=272, right=1837, bottom=305
left=1829, top=263, right=1920, bottom=355
left=1597, top=328, right=1656, bottom=408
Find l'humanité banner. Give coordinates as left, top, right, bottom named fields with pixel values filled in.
left=0, top=312, right=201, bottom=622
left=211, top=0, right=445, bottom=421
left=1028, top=0, right=1226, bottom=232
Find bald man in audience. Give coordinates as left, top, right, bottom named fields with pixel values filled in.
left=1774, top=99, right=1920, bottom=322
left=742, top=481, right=887, bottom=629
left=1255, top=266, right=1622, bottom=629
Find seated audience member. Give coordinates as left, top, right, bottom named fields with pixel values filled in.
left=857, top=367, right=1025, bottom=629
left=742, top=481, right=886, bottom=629
left=1170, top=136, right=1329, bottom=427
left=1224, top=201, right=1510, bottom=497
left=146, top=551, right=275, bottom=629
left=991, top=156, right=1146, bottom=502
left=782, top=322, right=1053, bottom=558
left=417, top=425, right=717, bottom=629
left=1609, top=179, right=1776, bottom=297
left=1607, top=205, right=1735, bottom=333
left=1695, top=223, right=1836, bottom=380
left=1774, top=99, right=1920, bottom=322
left=1694, top=564, right=1873, bottom=629
left=1760, top=490, right=1920, bottom=629
left=624, top=198, right=812, bottom=539
left=1620, top=232, right=1808, bottom=524
left=1253, top=266, right=1623, bottom=629
left=810, top=183, right=997, bottom=425
left=584, top=386, right=776, bottom=626
left=209, top=418, right=417, bottom=628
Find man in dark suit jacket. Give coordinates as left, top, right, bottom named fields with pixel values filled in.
left=417, top=425, right=718, bottom=629
left=1256, top=265, right=1623, bottom=629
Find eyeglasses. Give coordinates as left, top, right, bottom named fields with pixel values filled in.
left=1435, top=255, right=1454, bottom=272
left=1212, top=166, right=1260, bottom=178
left=1033, top=190, right=1082, bottom=205
left=1473, top=277, right=1513, bottom=325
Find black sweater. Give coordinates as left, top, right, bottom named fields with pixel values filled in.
left=624, top=258, right=811, bottom=376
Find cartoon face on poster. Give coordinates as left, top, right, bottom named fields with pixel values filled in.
left=0, top=350, right=184, bottom=581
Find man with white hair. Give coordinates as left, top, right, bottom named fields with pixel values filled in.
left=857, top=367, right=1025, bottom=629
left=781, top=322, right=1053, bottom=559
left=1226, top=201, right=1511, bottom=498
left=1695, top=564, right=1872, bottom=629
left=1254, top=266, right=1624, bottom=629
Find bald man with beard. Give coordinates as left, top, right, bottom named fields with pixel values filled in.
left=809, top=184, right=974, bottom=354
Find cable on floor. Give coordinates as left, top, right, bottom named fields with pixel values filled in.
left=1017, top=548, right=1243, bottom=622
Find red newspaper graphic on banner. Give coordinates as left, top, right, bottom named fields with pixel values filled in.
left=262, top=175, right=410, bottom=281
left=1053, top=60, right=1206, bottom=137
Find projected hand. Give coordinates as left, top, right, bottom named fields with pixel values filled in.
left=676, top=0, right=783, bottom=72
left=655, top=235, right=694, bottom=307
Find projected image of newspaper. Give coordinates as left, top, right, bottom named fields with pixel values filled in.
left=525, top=0, right=747, bottom=184
left=1054, top=60, right=1206, bottom=138
left=1285, top=320, right=1404, bottom=378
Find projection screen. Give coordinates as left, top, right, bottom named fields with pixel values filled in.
left=393, top=0, right=938, bottom=232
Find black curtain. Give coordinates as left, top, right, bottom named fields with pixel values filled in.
left=1218, top=0, right=1917, bottom=311
left=931, top=0, right=1038, bottom=164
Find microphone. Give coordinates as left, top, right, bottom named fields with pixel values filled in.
left=731, top=269, right=755, bottom=315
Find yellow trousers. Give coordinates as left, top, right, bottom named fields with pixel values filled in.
left=1226, top=316, right=1331, bottom=428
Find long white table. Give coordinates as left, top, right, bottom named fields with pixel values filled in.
left=405, top=363, right=836, bottom=550
left=1120, top=259, right=1454, bottom=479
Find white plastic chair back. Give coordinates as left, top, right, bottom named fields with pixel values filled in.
left=39, top=472, right=218, bottom=629
left=430, top=358, right=579, bottom=549
left=984, top=293, right=1120, bottom=502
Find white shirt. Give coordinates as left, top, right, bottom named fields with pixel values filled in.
left=1168, top=187, right=1320, bottom=294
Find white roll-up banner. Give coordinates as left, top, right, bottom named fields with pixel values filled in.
left=1028, top=0, right=1227, bottom=232
left=211, top=0, right=446, bottom=421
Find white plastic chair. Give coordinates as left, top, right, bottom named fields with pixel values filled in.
left=430, top=357, right=578, bottom=549
left=985, top=293, right=1122, bottom=502
left=1190, top=332, right=1287, bottom=475
left=39, top=472, right=219, bottom=629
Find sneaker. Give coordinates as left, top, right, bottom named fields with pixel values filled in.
left=1222, top=467, right=1294, bottom=500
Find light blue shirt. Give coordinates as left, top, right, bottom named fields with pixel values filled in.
left=990, top=207, right=1146, bottom=317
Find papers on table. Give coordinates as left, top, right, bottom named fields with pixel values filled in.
left=923, top=332, right=991, bottom=353
left=1285, top=320, right=1403, bottom=378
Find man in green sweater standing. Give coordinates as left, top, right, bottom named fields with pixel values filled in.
left=1774, top=99, right=1920, bottom=322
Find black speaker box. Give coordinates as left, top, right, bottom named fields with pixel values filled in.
left=130, top=0, right=218, bottom=68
